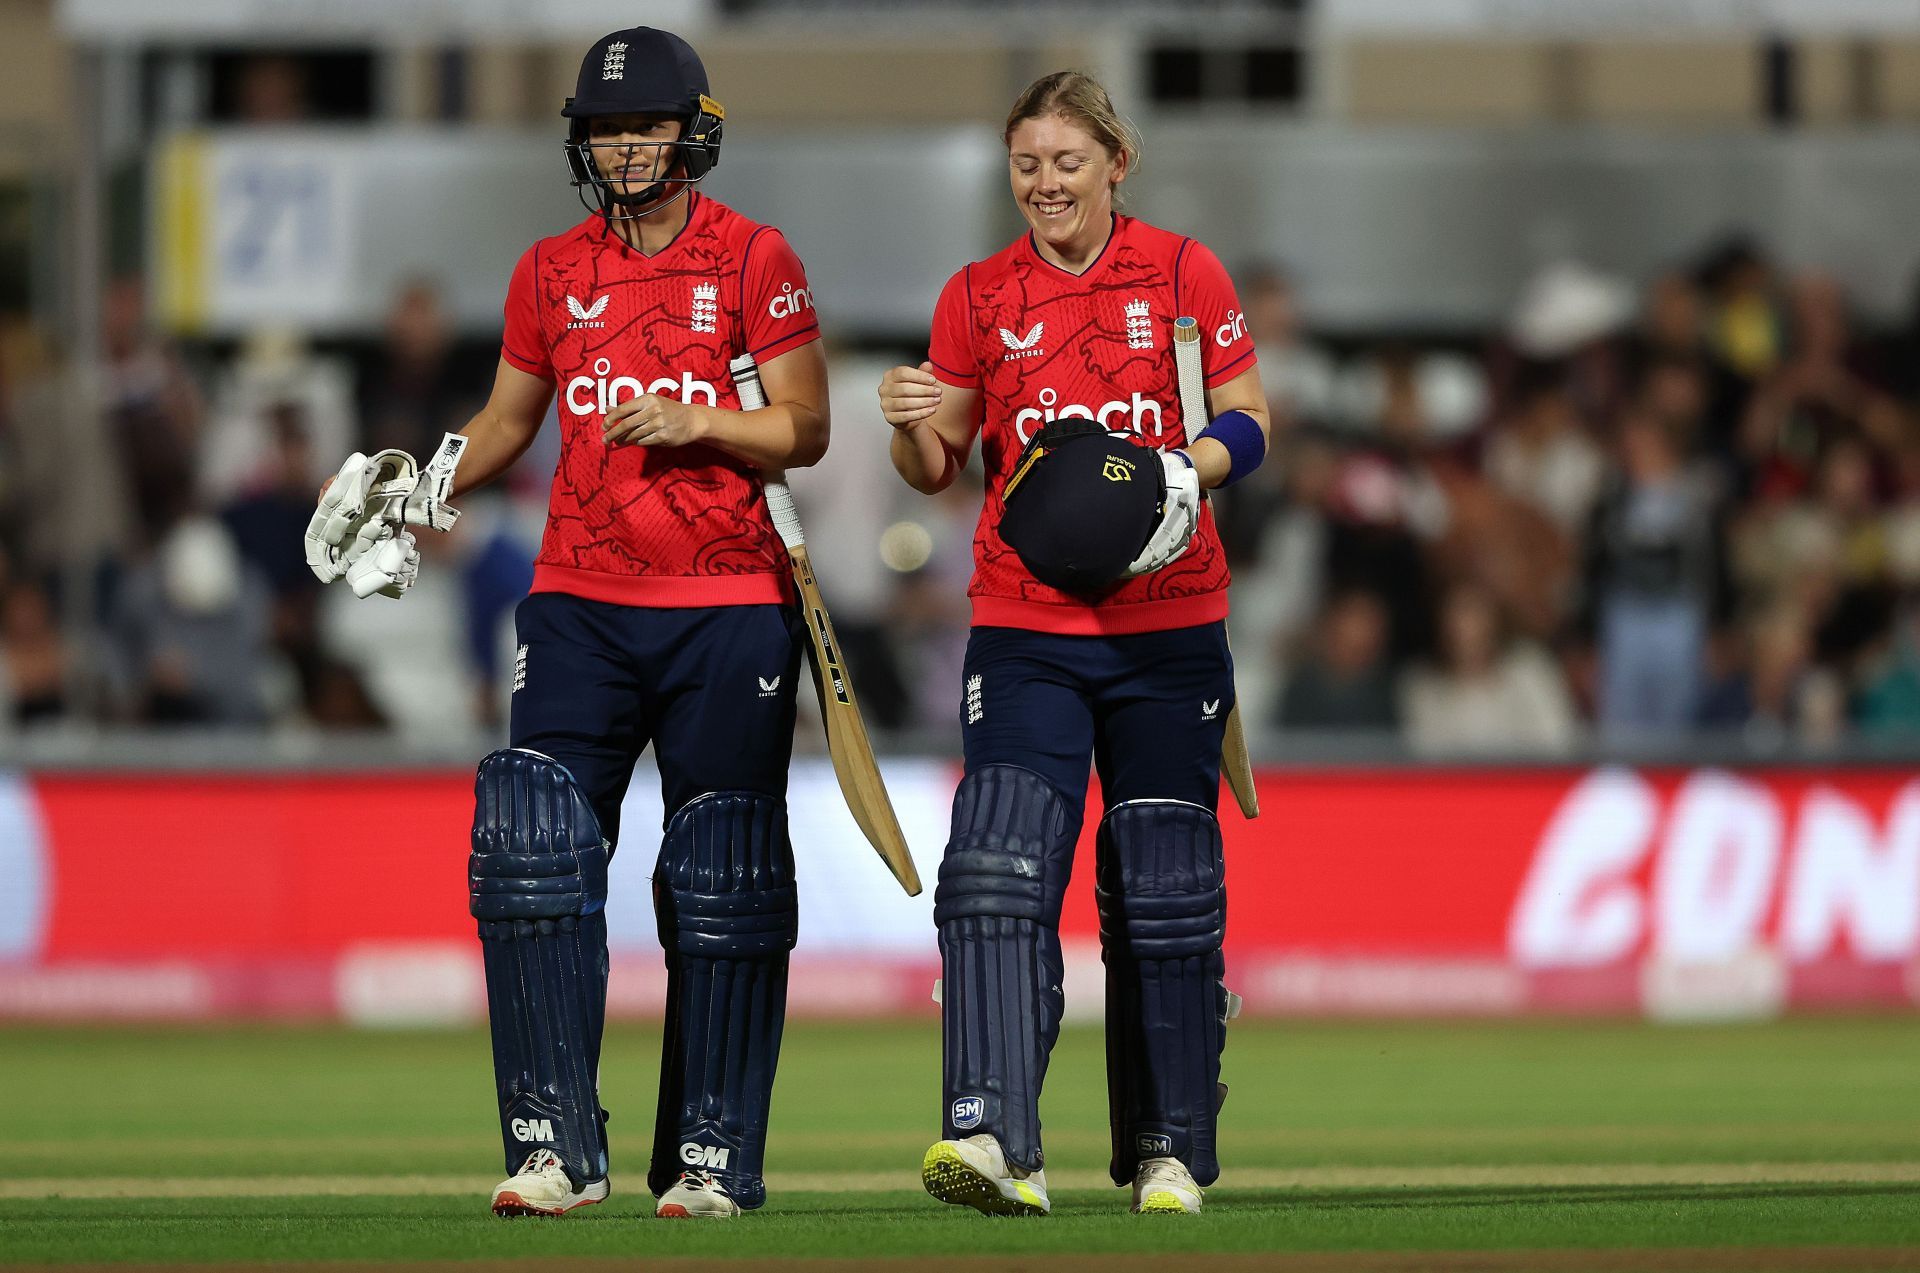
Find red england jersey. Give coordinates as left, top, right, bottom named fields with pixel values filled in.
left=927, top=214, right=1256, bottom=635
left=501, top=193, right=820, bottom=607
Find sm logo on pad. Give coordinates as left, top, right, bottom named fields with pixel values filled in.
left=951, top=1096, right=985, bottom=1130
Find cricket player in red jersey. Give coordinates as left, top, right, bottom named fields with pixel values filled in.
left=879, top=71, right=1271, bottom=1216
left=305, top=27, right=827, bottom=1220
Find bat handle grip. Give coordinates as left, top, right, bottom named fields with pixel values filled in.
left=730, top=353, right=768, bottom=410
left=729, top=352, right=807, bottom=550
left=764, top=476, right=805, bottom=551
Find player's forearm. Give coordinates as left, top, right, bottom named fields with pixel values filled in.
left=450, top=409, right=542, bottom=498
left=1185, top=375, right=1271, bottom=490
left=891, top=422, right=956, bottom=494
left=1186, top=438, right=1231, bottom=489
left=699, top=402, right=828, bottom=471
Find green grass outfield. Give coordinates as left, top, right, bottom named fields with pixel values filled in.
left=2, top=1017, right=1917, bottom=1270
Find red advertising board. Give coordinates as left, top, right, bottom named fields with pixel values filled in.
left=0, top=764, right=1914, bottom=1021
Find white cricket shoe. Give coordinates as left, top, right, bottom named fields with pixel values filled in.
left=490, top=1148, right=609, bottom=1217
left=655, top=1169, right=742, bottom=1219
left=921, top=1133, right=1050, bottom=1216
left=1131, top=1156, right=1203, bottom=1214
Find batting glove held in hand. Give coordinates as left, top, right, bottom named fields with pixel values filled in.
left=1126, top=449, right=1201, bottom=576
left=305, top=450, right=413, bottom=584
left=304, top=434, right=466, bottom=598
left=344, top=522, right=421, bottom=599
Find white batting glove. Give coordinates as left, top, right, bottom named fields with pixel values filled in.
left=1126, top=450, right=1202, bottom=577
left=399, top=433, right=469, bottom=533
left=305, top=452, right=375, bottom=582
left=305, top=449, right=419, bottom=582
left=344, top=522, right=421, bottom=599
left=306, top=435, right=466, bottom=598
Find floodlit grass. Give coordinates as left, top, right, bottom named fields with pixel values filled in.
left=2, top=1018, right=1916, bottom=1265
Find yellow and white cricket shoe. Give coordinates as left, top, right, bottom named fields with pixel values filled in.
left=655, top=1170, right=741, bottom=1219
left=921, top=1133, right=1050, bottom=1216
left=1131, top=1156, right=1203, bottom=1214
left=490, top=1148, right=609, bottom=1217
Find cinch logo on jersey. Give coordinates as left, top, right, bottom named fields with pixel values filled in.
left=1013, top=386, right=1165, bottom=444
left=566, top=295, right=609, bottom=329
left=511, top=1117, right=555, bottom=1143
left=679, top=1142, right=730, bottom=1169
left=951, top=1095, right=985, bottom=1130
left=768, top=281, right=813, bottom=320
left=999, top=322, right=1045, bottom=361
left=1215, top=308, right=1248, bottom=348
left=565, top=357, right=718, bottom=415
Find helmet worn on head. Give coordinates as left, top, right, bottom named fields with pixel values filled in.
left=997, top=419, right=1165, bottom=594
left=562, top=27, right=725, bottom=220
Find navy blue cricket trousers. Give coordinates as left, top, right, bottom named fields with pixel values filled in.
left=959, top=621, right=1234, bottom=827
left=508, top=592, right=806, bottom=849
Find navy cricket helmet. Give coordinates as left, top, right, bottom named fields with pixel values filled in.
left=563, top=27, right=725, bottom=219
left=997, top=419, right=1164, bottom=594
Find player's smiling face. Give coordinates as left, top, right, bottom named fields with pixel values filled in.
left=588, top=112, right=685, bottom=200
left=1007, top=114, right=1125, bottom=258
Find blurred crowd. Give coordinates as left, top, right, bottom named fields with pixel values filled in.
left=1224, top=239, right=1920, bottom=755
left=4, top=234, right=1920, bottom=755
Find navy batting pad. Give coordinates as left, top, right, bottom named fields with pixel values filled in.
left=647, top=791, right=798, bottom=1210
left=933, top=764, right=1077, bottom=1173
left=470, top=748, right=613, bottom=1187
left=1096, top=797, right=1229, bottom=1186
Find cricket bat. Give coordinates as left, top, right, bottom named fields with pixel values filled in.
left=730, top=353, right=923, bottom=895
left=1173, top=316, right=1260, bottom=820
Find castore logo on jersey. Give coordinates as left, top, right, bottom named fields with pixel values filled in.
left=1013, top=386, right=1165, bottom=443
left=999, top=322, right=1045, bottom=359
left=768, top=281, right=813, bottom=320
left=565, top=295, right=609, bottom=330
left=566, top=357, right=718, bottom=415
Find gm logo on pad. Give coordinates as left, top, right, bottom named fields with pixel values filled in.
left=1136, top=1133, right=1174, bottom=1157
left=680, top=1142, right=730, bottom=1169
left=951, top=1096, right=985, bottom=1130
left=511, top=1117, right=554, bottom=1143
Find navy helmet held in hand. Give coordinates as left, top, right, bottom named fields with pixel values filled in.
left=997, top=420, right=1164, bottom=595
